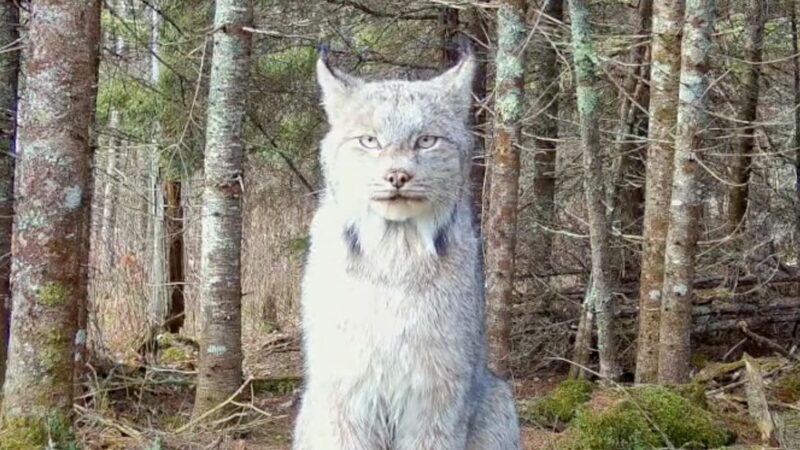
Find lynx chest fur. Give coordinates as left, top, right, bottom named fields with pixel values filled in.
left=293, top=52, right=520, bottom=450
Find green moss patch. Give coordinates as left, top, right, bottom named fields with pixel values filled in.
left=562, top=385, right=731, bottom=450
left=519, top=380, right=593, bottom=427
left=252, top=376, right=302, bottom=396
left=38, top=284, right=70, bottom=307
left=0, top=412, right=77, bottom=450
left=773, top=366, right=800, bottom=403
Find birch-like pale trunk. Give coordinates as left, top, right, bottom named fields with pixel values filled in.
left=101, top=111, right=120, bottom=272
left=193, top=0, right=253, bottom=417
left=1, top=0, right=100, bottom=444
left=529, top=0, right=562, bottom=276
left=0, top=0, right=18, bottom=391
left=727, top=0, right=763, bottom=234
left=148, top=3, right=168, bottom=337
left=657, top=0, right=713, bottom=385
left=100, top=0, right=128, bottom=273
left=634, top=0, right=684, bottom=384
left=568, top=0, right=621, bottom=381
left=485, top=0, right=526, bottom=378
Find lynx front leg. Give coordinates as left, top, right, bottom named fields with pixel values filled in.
left=393, top=385, right=471, bottom=450
left=293, top=388, right=384, bottom=450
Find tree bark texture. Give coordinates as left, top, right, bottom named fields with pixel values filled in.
left=529, top=0, right=562, bottom=276
left=568, top=0, right=621, bottom=381
left=634, top=0, right=684, bottom=384
left=792, top=1, right=800, bottom=268
left=727, top=0, right=763, bottom=234
left=466, top=3, right=490, bottom=220
left=0, top=0, right=18, bottom=393
left=485, top=0, right=526, bottom=378
left=165, top=179, right=185, bottom=333
left=148, top=6, right=168, bottom=339
left=658, top=0, right=713, bottom=385
left=193, top=0, right=253, bottom=417
left=1, top=0, right=101, bottom=444
left=607, top=0, right=652, bottom=281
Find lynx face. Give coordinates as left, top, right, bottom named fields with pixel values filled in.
left=317, top=56, right=476, bottom=222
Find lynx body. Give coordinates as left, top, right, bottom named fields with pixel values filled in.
left=293, top=53, right=520, bottom=450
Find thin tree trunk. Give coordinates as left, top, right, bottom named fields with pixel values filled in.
left=466, top=2, right=489, bottom=221
left=607, top=0, right=653, bottom=281
left=569, top=282, right=594, bottom=380
left=569, top=0, right=621, bottom=381
left=1, top=0, right=100, bottom=444
left=165, top=179, right=185, bottom=333
left=529, top=0, right=562, bottom=276
left=193, top=0, right=252, bottom=418
left=792, top=0, right=800, bottom=267
left=727, top=0, right=764, bottom=234
left=0, top=0, right=18, bottom=392
left=100, top=0, right=128, bottom=274
left=657, top=0, right=713, bottom=385
left=485, top=0, right=526, bottom=378
left=75, top=0, right=102, bottom=387
left=634, top=0, right=684, bottom=384
left=101, top=111, right=120, bottom=272
left=148, top=3, right=168, bottom=340
left=149, top=158, right=167, bottom=332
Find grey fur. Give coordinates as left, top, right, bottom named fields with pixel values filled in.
left=293, top=53, right=520, bottom=449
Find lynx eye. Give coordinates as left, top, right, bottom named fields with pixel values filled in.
left=415, top=135, right=438, bottom=149
left=358, top=136, right=380, bottom=150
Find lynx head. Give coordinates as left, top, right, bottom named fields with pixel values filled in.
left=316, top=52, right=476, bottom=222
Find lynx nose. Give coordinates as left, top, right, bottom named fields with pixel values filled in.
left=385, top=170, right=413, bottom=189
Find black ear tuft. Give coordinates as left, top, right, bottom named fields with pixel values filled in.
left=317, top=42, right=331, bottom=61
left=455, top=36, right=474, bottom=62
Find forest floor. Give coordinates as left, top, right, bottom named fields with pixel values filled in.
left=74, top=332, right=798, bottom=450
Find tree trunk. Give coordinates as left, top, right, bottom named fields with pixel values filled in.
left=100, top=111, right=120, bottom=272
left=727, top=0, right=764, bottom=234
left=485, top=0, right=526, bottom=378
left=165, top=179, right=185, bottom=333
left=607, top=0, right=652, bottom=281
left=0, top=0, right=18, bottom=393
left=1, top=0, right=101, bottom=444
left=657, top=0, right=713, bottom=385
left=76, top=0, right=102, bottom=387
left=466, top=2, right=490, bottom=221
left=569, top=282, right=594, bottom=380
left=793, top=0, right=800, bottom=268
left=569, top=0, right=621, bottom=381
left=148, top=3, right=168, bottom=340
left=634, top=0, right=684, bottom=384
left=193, top=0, right=252, bottom=418
left=529, top=0, right=562, bottom=276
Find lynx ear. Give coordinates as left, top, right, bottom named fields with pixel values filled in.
left=432, top=50, right=477, bottom=116
left=316, top=53, right=361, bottom=119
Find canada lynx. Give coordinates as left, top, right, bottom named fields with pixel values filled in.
left=293, top=50, right=520, bottom=449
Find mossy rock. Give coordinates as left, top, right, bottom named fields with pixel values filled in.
left=519, top=380, right=593, bottom=427
left=0, top=412, right=78, bottom=450
left=562, top=386, right=732, bottom=450
left=566, top=400, right=661, bottom=450
left=156, top=333, right=198, bottom=368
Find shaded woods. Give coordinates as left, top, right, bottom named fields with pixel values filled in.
left=0, top=0, right=799, bottom=448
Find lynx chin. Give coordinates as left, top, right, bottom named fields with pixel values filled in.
left=293, top=50, right=520, bottom=449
